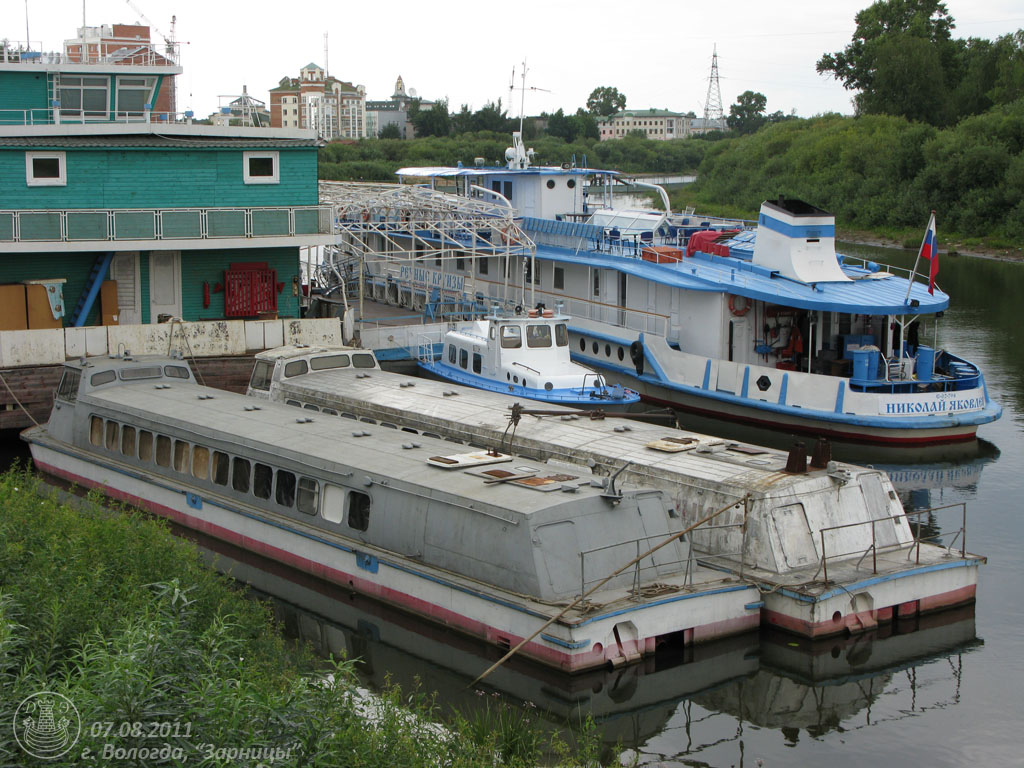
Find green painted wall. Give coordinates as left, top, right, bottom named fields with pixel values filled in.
left=1, top=147, right=319, bottom=209
left=179, top=247, right=300, bottom=322
left=2, top=246, right=299, bottom=327
left=0, top=72, right=48, bottom=124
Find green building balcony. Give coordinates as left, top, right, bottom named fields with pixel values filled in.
left=0, top=205, right=335, bottom=251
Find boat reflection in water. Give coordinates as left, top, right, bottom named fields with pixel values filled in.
left=875, top=438, right=1000, bottom=511
left=181, top=523, right=980, bottom=759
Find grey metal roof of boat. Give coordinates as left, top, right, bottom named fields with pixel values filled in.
left=277, top=366, right=841, bottom=495
left=82, top=379, right=634, bottom=515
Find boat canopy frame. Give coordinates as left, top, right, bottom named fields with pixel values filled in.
left=321, top=181, right=539, bottom=315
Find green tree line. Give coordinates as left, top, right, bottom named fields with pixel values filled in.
left=319, top=132, right=708, bottom=182
left=691, top=100, right=1024, bottom=242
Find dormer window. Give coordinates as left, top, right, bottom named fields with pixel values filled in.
left=243, top=151, right=279, bottom=184
left=26, top=151, right=66, bottom=186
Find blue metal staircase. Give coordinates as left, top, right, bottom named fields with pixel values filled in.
left=71, top=252, right=115, bottom=327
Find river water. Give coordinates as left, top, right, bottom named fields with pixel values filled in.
left=6, top=242, right=1022, bottom=766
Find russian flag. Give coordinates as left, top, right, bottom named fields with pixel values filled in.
left=919, top=212, right=939, bottom=295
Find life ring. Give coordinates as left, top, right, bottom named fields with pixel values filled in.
left=629, top=340, right=645, bottom=376
left=729, top=294, right=751, bottom=317
left=361, top=210, right=370, bottom=222
left=501, top=227, right=520, bottom=246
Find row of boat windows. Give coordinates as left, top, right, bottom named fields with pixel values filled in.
left=496, top=324, right=569, bottom=349
left=88, top=416, right=371, bottom=532
left=443, top=344, right=551, bottom=390
left=249, top=353, right=377, bottom=391
left=580, top=337, right=627, bottom=362
left=56, top=365, right=191, bottom=403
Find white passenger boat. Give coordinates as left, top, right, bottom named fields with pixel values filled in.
left=23, top=354, right=762, bottom=672
left=418, top=304, right=640, bottom=407
left=325, top=135, right=1000, bottom=445
left=248, top=345, right=986, bottom=639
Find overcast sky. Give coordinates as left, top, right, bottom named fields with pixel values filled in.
left=6, top=1, right=1024, bottom=120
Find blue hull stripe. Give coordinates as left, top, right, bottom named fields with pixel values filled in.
left=758, top=215, right=836, bottom=240
left=768, top=557, right=981, bottom=604
left=568, top=327, right=1000, bottom=430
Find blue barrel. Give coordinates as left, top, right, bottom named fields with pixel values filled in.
left=915, top=345, right=935, bottom=380
left=850, top=348, right=878, bottom=381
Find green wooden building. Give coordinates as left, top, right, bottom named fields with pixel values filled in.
left=0, top=32, right=332, bottom=329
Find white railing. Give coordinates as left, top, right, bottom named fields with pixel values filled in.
left=0, top=206, right=333, bottom=244
left=1, top=45, right=179, bottom=67
left=0, top=109, right=201, bottom=127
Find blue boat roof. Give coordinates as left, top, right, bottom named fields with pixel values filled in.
left=534, top=239, right=949, bottom=315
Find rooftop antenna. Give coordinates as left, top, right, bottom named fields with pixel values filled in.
left=510, top=58, right=550, bottom=135
left=323, top=32, right=328, bottom=77
left=703, top=44, right=725, bottom=129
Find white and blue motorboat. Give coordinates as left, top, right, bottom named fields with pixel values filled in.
left=329, top=134, right=1000, bottom=445
left=417, top=304, right=640, bottom=407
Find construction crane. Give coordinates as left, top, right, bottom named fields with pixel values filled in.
left=123, top=1, right=179, bottom=114
left=124, top=1, right=176, bottom=58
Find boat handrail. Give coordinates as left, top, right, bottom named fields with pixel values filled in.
left=580, top=372, right=604, bottom=395
left=817, top=502, right=970, bottom=583
left=511, top=361, right=540, bottom=376
left=578, top=532, right=698, bottom=596
left=416, top=333, right=437, bottom=365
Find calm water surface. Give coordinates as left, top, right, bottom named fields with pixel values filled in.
left=9, top=242, right=1022, bottom=766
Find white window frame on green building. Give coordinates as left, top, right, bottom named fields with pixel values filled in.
left=25, top=151, right=66, bottom=187
left=115, top=76, right=158, bottom=118
left=59, top=75, right=109, bottom=121
left=243, top=151, right=280, bottom=184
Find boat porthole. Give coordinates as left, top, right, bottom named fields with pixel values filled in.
left=513, top=375, right=519, bottom=384
left=592, top=341, right=599, bottom=354
left=546, top=179, right=555, bottom=189
left=579, top=338, right=586, bottom=352
left=618, top=347, right=624, bottom=361
left=545, top=382, right=553, bottom=391
left=506, top=372, right=511, bottom=380
left=567, top=179, right=576, bottom=189
left=605, top=344, right=611, bottom=357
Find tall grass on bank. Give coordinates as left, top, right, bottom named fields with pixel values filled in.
left=0, top=470, right=610, bottom=766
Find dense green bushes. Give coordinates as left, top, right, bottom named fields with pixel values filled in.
left=0, top=470, right=606, bottom=767
left=692, top=100, right=1024, bottom=242
left=319, top=132, right=708, bottom=181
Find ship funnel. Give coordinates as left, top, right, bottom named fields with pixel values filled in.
left=752, top=198, right=851, bottom=284
left=784, top=441, right=807, bottom=474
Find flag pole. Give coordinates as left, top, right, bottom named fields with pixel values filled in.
left=904, top=210, right=935, bottom=305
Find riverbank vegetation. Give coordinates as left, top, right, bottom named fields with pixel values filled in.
left=0, top=470, right=608, bottom=767
left=319, top=132, right=707, bottom=182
